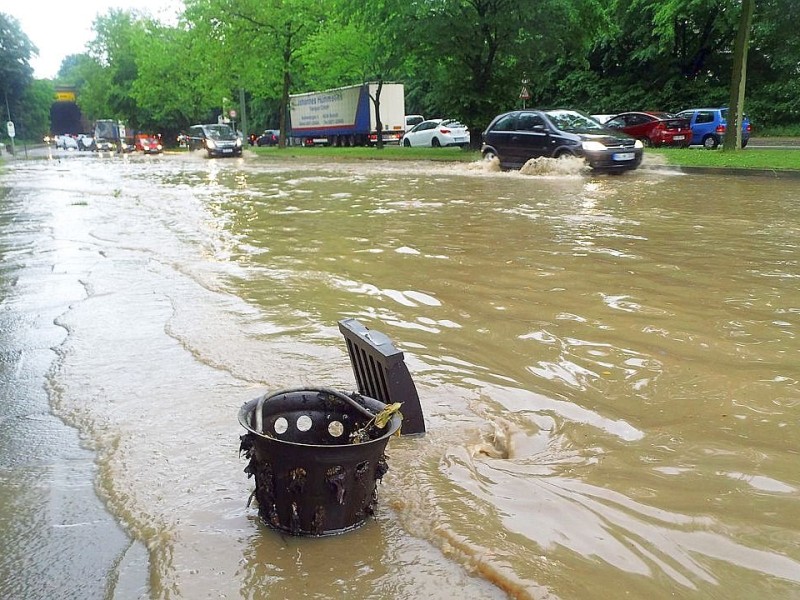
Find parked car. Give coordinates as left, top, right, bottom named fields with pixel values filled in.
left=402, top=119, right=470, bottom=147
left=404, top=114, right=424, bottom=132
left=187, top=123, right=243, bottom=157
left=255, top=129, right=279, bottom=146
left=481, top=109, right=643, bottom=172
left=674, top=108, right=751, bottom=149
left=603, top=111, right=692, bottom=147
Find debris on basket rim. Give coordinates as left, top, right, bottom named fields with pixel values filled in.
left=350, top=402, right=403, bottom=444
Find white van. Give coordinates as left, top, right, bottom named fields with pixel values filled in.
left=404, top=114, right=424, bottom=132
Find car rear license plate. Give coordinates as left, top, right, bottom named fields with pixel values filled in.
left=223, top=148, right=233, bottom=153
left=673, top=135, right=685, bottom=141
left=613, top=152, right=635, bottom=161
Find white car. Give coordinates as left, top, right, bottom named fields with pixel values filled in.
left=60, top=135, right=79, bottom=150
left=78, top=134, right=95, bottom=150
left=402, top=118, right=470, bottom=148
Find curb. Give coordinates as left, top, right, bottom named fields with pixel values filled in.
left=642, top=165, right=800, bottom=179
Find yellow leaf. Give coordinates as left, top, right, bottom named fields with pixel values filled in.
left=374, top=403, right=403, bottom=429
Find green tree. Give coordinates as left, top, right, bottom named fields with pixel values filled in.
left=16, top=79, right=54, bottom=140
left=184, top=0, right=326, bottom=147
left=583, top=0, right=741, bottom=113
left=0, top=12, right=37, bottom=125
left=746, top=0, right=800, bottom=128
left=79, top=9, right=143, bottom=123
left=397, top=0, right=605, bottom=144
left=130, top=21, right=222, bottom=131
left=301, top=0, right=408, bottom=148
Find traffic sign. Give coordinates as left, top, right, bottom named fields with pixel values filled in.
left=229, top=109, right=237, bottom=118
left=519, top=86, right=530, bottom=100
left=6, top=121, right=15, bottom=138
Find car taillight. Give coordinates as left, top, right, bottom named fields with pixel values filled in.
left=439, top=128, right=451, bottom=134
left=746, top=123, right=752, bottom=132
left=715, top=124, right=726, bottom=134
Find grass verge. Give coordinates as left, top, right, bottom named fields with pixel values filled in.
left=647, top=147, right=800, bottom=171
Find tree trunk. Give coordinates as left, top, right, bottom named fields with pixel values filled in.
left=279, top=68, right=290, bottom=149
left=724, top=0, right=755, bottom=151
left=372, top=79, right=384, bottom=150
left=279, top=23, right=293, bottom=149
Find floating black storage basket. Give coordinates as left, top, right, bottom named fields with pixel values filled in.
left=238, top=387, right=401, bottom=536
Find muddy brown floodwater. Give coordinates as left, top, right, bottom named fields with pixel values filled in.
left=1, top=147, right=799, bottom=600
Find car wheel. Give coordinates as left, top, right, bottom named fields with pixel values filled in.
left=639, top=137, right=652, bottom=148
left=431, top=137, right=441, bottom=148
left=702, top=135, right=719, bottom=150
left=482, top=149, right=498, bottom=162
left=403, top=138, right=411, bottom=147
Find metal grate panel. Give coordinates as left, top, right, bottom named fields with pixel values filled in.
left=338, top=318, right=425, bottom=436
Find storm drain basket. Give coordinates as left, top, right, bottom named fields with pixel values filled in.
left=239, top=387, right=401, bottom=536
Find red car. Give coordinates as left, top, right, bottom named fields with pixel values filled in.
left=135, top=134, right=163, bottom=154
left=603, top=112, right=692, bottom=147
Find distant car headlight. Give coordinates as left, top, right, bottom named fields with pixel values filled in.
left=582, top=141, right=607, bottom=151
left=634, top=139, right=644, bottom=149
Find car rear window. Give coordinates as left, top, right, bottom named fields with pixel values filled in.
left=696, top=111, right=715, bottom=124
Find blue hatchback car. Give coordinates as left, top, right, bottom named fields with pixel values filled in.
left=675, top=108, right=751, bottom=149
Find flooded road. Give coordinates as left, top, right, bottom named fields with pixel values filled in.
left=1, top=148, right=799, bottom=599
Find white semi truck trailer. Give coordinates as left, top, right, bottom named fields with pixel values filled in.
left=288, top=83, right=406, bottom=146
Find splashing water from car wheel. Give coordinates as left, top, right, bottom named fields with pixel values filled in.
left=520, top=156, right=588, bottom=176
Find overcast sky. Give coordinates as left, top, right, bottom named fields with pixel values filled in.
left=1, top=0, right=183, bottom=79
